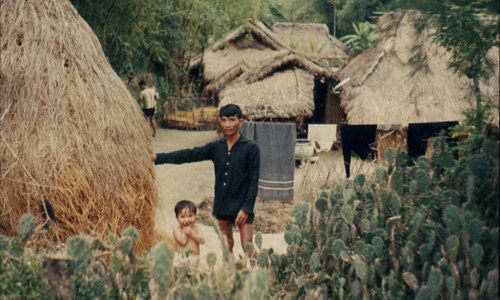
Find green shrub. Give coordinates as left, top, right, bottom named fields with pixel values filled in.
left=0, top=215, right=272, bottom=299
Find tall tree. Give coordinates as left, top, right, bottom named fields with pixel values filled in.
left=433, top=1, right=499, bottom=107
left=70, top=0, right=282, bottom=97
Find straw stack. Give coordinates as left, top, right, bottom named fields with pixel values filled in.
left=0, top=0, right=159, bottom=251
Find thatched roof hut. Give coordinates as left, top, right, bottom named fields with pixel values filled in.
left=271, top=22, right=349, bottom=61
left=0, top=0, right=159, bottom=251
left=336, top=9, right=499, bottom=125
left=189, top=19, right=290, bottom=98
left=218, top=51, right=339, bottom=120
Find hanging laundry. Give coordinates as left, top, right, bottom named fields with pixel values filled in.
left=241, top=122, right=296, bottom=200
left=307, top=124, right=338, bottom=152
left=407, top=121, right=458, bottom=161
left=240, top=121, right=256, bottom=140
left=341, top=125, right=377, bottom=178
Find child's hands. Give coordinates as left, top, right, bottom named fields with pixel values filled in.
left=183, top=226, right=193, bottom=236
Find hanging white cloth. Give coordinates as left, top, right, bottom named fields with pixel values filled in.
left=308, top=124, right=337, bottom=152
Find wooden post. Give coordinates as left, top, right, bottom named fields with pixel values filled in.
left=192, top=99, right=195, bottom=128
left=201, top=102, right=205, bottom=121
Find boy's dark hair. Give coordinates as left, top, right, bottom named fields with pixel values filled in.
left=138, top=80, right=146, bottom=86
left=174, top=200, right=197, bottom=217
left=219, top=104, right=242, bottom=119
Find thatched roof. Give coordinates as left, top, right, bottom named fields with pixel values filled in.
left=219, top=52, right=338, bottom=120
left=190, top=19, right=289, bottom=85
left=337, top=9, right=499, bottom=125
left=271, top=22, right=349, bottom=59
left=0, top=0, right=158, bottom=250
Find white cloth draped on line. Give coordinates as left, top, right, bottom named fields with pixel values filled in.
left=307, top=124, right=337, bottom=152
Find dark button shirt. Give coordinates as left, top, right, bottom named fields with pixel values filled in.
left=155, top=135, right=260, bottom=216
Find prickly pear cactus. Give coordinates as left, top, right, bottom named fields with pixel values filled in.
left=148, top=242, right=173, bottom=298
left=18, top=214, right=36, bottom=242
left=268, top=141, right=499, bottom=299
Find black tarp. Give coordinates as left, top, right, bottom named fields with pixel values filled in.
left=340, top=125, right=377, bottom=178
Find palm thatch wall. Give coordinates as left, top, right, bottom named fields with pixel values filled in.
left=271, top=22, right=349, bottom=61
left=219, top=52, right=338, bottom=120
left=337, top=9, right=499, bottom=125
left=0, top=0, right=159, bottom=251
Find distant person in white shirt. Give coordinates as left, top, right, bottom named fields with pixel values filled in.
left=138, top=80, right=159, bottom=137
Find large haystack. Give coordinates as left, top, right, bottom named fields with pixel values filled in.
left=0, top=0, right=159, bottom=251
left=271, top=22, right=349, bottom=61
left=337, top=9, right=499, bottom=125
left=219, top=51, right=338, bottom=120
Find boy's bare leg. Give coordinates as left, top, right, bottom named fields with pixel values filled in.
left=239, top=223, right=257, bottom=260
left=218, top=220, right=234, bottom=253
left=151, top=115, right=157, bottom=137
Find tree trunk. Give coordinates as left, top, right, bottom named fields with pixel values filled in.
left=473, top=77, right=481, bottom=108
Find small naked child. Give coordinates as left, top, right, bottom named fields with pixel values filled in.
left=173, top=200, right=205, bottom=265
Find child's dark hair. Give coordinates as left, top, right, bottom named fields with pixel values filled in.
left=219, top=104, right=242, bottom=119
left=138, top=80, right=146, bottom=86
left=174, top=200, right=197, bottom=217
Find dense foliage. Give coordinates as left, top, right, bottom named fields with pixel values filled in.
left=70, top=0, right=281, bottom=99
left=0, top=217, right=269, bottom=299
left=69, top=0, right=499, bottom=103
left=262, top=134, right=498, bottom=299
left=340, top=22, right=378, bottom=54
left=433, top=1, right=499, bottom=108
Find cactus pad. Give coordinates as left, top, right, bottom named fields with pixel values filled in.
left=470, top=243, right=483, bottom=268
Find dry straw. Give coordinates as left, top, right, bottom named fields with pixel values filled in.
left=271, top=22, right=349, bottom=60
left=189, top=18, right=290, bottom=99
left=219, top=51, right=338, bottom=120
left=0, top=0, right=160, bottom=252
left=337, top=9, right=499, bottom=125
left=163, top=106, right=218, bottom=130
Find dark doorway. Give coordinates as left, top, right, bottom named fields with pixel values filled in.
left=313, top=78, right=328, bottom=123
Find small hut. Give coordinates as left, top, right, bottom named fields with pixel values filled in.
left=271, top=22, right=349, bottom=65
left=336, top=9, right=499, bottom=157
left=0, top=0, right=159, bottom=251
left=218, top=51, right=341, bottom=122
left=189, top=19, right=290, bottom=101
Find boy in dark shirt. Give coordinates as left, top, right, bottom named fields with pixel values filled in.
left=153, top=104, right=260, bottom=259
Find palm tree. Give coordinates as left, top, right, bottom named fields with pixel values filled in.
left=340, top=22, right=378, bottom=54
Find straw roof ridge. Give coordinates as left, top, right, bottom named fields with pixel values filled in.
left=208, top=19, right=288, bottom=52
left=356, top=49, right=386, bottom=87
left=189, top=25, right=250, bottom=70
left=271, top=22, right=349, bottom=59
left=273, top=22, right=330, bottom=32
left=247, top=19, right=290, bottom=50
left=209, top=25, right=248, bottom=51
left=219, top=67, right=315, bottom=120
left=238, top=51, right=338, bottom=85
left=202, top=61, right=250, bottom=96
left=189, top=19, right=292, bottom=84
left=336, top=9, right=499, bottom=125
